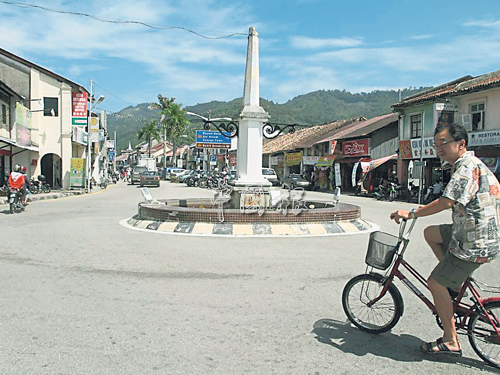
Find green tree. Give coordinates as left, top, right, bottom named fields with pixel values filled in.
left=137, top=120, right=160, bottom=157
left=150, top=95, right=190, bottom=168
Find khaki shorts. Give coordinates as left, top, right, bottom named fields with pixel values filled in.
left=430, top=224, right=481, bottom=289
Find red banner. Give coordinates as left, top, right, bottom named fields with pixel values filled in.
left=342, top=138, right=370, bottom=157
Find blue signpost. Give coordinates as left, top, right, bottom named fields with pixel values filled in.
left=196, top=130, right=231, bottom=149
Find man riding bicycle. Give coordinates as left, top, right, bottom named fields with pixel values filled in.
left=390, top=122, right=500, bottom=357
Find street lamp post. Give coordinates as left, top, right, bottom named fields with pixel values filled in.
left=86, top=79, right=105, bottom=193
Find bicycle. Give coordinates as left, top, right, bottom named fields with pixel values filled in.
left=342, top=219, right=500, bottom=368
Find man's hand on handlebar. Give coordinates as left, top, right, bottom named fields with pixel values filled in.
left=390, top=210, right=410, bottom=224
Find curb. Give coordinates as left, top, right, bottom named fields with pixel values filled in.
left=0, top=187, right=106, bottom=206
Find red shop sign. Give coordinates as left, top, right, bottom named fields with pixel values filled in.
left=342, top=138, right=370, bottom=157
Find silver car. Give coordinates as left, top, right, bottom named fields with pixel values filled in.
left=280, top=174, right=310, bottom=189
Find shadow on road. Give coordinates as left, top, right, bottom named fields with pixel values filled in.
left=312, top=318, right=500, bottom=372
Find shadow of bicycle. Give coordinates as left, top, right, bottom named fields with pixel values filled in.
left=312, top=318, right=500, bottom=372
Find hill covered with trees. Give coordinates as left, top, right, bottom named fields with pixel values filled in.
left=107, top=87, right=428, bottom=153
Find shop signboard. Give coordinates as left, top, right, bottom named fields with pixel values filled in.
left=410, top=137, right=436, bottom=159
left=342, top=138, right=370, bottom=157
left=398, top=140, right=413, bottom=159
left=72, top=92, right=87, bottom=125
left=469, top=130, right=500, bottom=147
left=303, top=156, right=319, bottom=165
left=196, top=130, right=231, bottom=149
left=316, top=156, right=335, bottom=167
left=70, top=158, right=85, bottom=188
left=14, top=103, right=32, bottom=147
left=72, top=126, right=87, bottom=146
left=285, top=151, right=303, bottom=166
left=334, top=163, right=341, bottom=187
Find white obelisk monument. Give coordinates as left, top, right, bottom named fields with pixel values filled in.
left=234, top=27, right=271, bottom=187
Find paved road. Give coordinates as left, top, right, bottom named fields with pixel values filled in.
left=1, top=181, right=499, bottom=374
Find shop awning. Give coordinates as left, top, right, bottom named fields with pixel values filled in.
left=0, top=135, right=39, bottom=154
left=360, top=154, right=398, bottom=173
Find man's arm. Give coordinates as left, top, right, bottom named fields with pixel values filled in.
left=390, top=197, right=454, bottom=223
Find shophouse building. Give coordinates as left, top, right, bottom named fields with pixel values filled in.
left=0, top=48, right=89, bottom=190
left=392, top=69, right=500, bottom=188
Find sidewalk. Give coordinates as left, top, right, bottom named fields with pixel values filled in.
left=0, top=186, right=105, bottom=206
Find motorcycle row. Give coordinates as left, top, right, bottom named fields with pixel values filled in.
left=184, top=171, right=232, bottom=189
left=367, top=180, right=441, bottom=204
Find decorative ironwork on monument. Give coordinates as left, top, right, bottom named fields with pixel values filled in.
left=194, top=118, right=309, bottom=140
left=201, top=119, right=239, bottom=138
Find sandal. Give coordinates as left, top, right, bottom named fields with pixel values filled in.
left=420, top=338, right=462, bottom=356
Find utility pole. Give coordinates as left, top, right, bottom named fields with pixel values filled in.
left=86, top=80, right=93, bottom=193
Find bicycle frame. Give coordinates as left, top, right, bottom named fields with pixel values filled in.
left=367, top=219, right=500, bottom=338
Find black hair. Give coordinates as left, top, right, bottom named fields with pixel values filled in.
left=434, top=122, right=468, bottom=147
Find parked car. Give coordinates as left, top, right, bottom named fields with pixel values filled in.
left=140, top=170, right=161, bottom=187
left=262, top=168, right=279, bottom=186
left=178, top=170, right=197, bottom=183
left=169, top=169, right=187, bottom=183
left=131, top=166, right=148, bottom=185
left=280, top=174, right=311, bottom=189
left=165, top=167, right=184, bottom=180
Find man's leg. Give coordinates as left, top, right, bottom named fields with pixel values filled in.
left=424, top=225, right=447, bottom=262
left=427, top=277, right=460, bottom=351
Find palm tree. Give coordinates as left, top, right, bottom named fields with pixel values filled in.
left=137, top=120, right=160, bottom=157
left=150, top=95, right=189, bottom=168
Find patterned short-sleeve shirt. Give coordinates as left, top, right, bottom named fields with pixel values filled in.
left=442, top=151, right=500, bottom=263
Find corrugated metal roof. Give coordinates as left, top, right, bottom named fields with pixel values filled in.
left=315, top=113, right=398, bottom=144
left=262, top=117, right=358, bottom=154
left=393, top=69, right=500, bottom=109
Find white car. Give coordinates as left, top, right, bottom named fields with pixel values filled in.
left=262, top=168, right=279, bottom=186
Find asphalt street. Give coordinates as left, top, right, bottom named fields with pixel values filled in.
left=1, top=181, right=499, bottom=374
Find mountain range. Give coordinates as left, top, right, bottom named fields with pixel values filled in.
left=107, top=87, right=429, bottom=153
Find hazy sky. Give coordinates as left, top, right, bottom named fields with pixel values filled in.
left=1, top=0, right=500, bottom=112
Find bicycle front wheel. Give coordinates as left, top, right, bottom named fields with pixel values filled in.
left=342, top=273, right=404, bottom=333
left=468, top=301, right=500, bottom=368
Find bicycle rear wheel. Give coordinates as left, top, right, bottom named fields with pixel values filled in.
left=468, top=301, right=500, bottom=368
left=342, top=273, right=404, bottom=333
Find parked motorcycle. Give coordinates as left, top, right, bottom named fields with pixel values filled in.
left=186, top=172, right=201, bottom=187
left=29, top=177, right=40, bottom=194
left=374, top=184, right=387, bottom=200
left=8, top=187, right=24, bottom=214
left=38, top=175, right=51, bottom=193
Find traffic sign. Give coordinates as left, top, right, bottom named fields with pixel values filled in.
left=196, top=130, right=231, bottom=149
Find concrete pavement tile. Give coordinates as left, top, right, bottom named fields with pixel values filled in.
left=232, top=224, right=254, bottom=235
left=137, top=220, right=152, bottom=229
left=212, top=223, right=233, bottom=235
left=191, top=223, right=214, bottom=234
left=252, top=223, right=272, bottom=235
left=158, top=222, right=178, bottom=232
left=337, top=221, right=359, bottom=232
left=174, top=222, right=195, bottom=233
left=292, top=225, right=311, bottom=235
left=146, top=221, right=161, bottom=230
left=322, top=221, right=344, bottom=234
left=305, top=224, right=328, bottom=235
left=271, top=224, right=295, bottom=235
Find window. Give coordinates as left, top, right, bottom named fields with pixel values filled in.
left=410, top=113, right=422, bottom=138
left=1, top=104, right=7, bottom=126
left=470, top=103, right=485, bottom=130
left=43, top=97, right=58, bottom=116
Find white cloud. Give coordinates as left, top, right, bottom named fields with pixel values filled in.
left=462, top=19, right=500, bottom=29
left=290, top=36, right=364, bottom=49
left=411, top=34, right=433, bottom=40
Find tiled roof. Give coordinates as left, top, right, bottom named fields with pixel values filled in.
left=262, top=117, right=359, bottom=154
left=393, top=69, right=500, bottom=109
